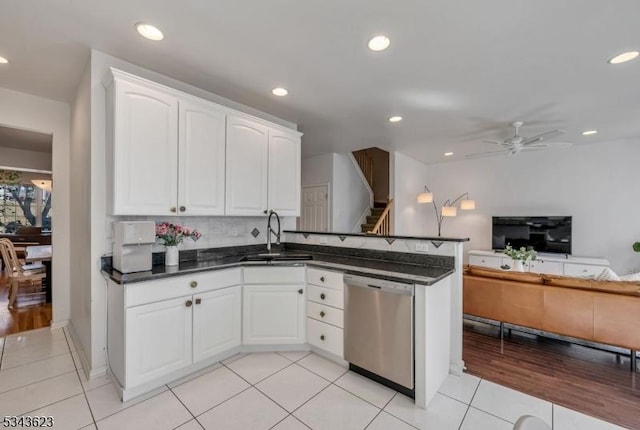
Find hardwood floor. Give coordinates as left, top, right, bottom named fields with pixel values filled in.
left=0, top=275, right=51, bottom=337
left=463, top=319, right=640, bottom=429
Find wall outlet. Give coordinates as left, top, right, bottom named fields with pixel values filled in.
left=318, top=236, right=329, bottom=245
left=228, top=228, right=238, bottom=237
left=415, top=242, right=429, bottom=252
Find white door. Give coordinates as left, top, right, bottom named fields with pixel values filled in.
left=300, top=185, right=329, bottom=231
left=178, top=98, right=226, bottom=215
left=126, top=296, right=192, bottom=387
left=243, top=285, right=306, bottom=344
left=193, top=286, right=242, bottom=362
left=268, top=130, right=301, bottom=216
left=225, top=115, right=268, bottom=215
left=112, top=78, right=179, bottom=215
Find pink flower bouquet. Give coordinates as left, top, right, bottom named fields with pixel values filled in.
left=155, top=222, right=201, bottom=246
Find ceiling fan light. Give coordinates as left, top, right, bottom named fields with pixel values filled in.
left=441, top=206, right=457, bottom=217
left=417, top=192, right=433, bottom=203
left=608, top=51, right=639, bottom=64
left=460, top=199, right=475, bottom=210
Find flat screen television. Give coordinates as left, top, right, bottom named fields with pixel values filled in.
left=492, top=216, right=572, bottom=255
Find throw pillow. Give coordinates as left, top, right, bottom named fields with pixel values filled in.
left=595, top=267, right=621, bottom=282
left=620, top=272, right=640, bottom=281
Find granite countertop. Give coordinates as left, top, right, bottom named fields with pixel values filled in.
left=102, top=243, right=455, bottom=286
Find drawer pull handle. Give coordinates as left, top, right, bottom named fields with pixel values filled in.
left=320, top=276, right=325, bottom=282
left=583, top=269, right=588, bottom=272
left=185, top=300, right=193, bottom=307
left=195, top=298, right=201, bottom=305
left=170, top=207, right=177, bottom=213
left=481, top=259, right=485, bottom=263
left=320, top=293, right=326, bottom=300
left=320, top=335, right=325, bottom=341
left=298, top=289, right=303, bottom=294
left=320, top=311, right=325, bottom=317
left=179, top=206, right=186, bottom=212
left=191, top=281, right=198, bottom=288
left=263, top=209, right=268, bottom=214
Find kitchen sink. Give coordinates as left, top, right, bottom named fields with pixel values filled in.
left=241, top=253, right=313, bottom=262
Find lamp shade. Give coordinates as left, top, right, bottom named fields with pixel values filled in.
left=417, top=192, right=433, bottom=203
left=460, top=199, right=475, bottom=210
left=441, top=206, right=457, bottom=217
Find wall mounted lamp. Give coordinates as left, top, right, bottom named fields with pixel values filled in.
left=417, top=185, right=475, bottom=237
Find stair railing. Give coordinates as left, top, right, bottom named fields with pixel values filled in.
left=369, top=198, right=393, bottom=235
left=353, top=151, right=374, bottom=189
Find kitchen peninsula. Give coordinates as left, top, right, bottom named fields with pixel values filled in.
left=103, top=232, right=468, bottom=409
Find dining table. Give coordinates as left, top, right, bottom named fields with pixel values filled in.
left=24, top=245, right=52, bottom=303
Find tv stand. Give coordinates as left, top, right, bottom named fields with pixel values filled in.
left=468, top=250, right=609, bottom=277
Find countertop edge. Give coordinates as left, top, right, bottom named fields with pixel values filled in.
left=284, top=230, right=470, bottom=242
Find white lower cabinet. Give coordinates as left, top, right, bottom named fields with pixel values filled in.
left=126, top=296, right=192, bottom=388
left=306, top=268, right=344, bottom=358
left=193, top=286, right=242, bottom=362
left=242, top=267, right=306, bottom=345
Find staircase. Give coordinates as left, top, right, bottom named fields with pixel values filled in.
left=361, top=202, right=385, bottom=233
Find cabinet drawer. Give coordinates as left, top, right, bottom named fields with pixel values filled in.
left=307, top=302, right=344, bottom=328
left=307, top=267, right=343, bottom=290
left=307, top=284, right=344, bottom=309
left=307, top=318, right=343, bottom=358
left=244, top=266, right=306, bottom=284
left=529, top=260, right=563, bottom=275
left=564, top=263, right=606, bottom=278
left=469, top=255, right=503, bottom=269
left=126, top=269, right=242, bottom=307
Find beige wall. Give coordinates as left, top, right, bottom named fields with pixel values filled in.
left=0, top=87, right=71, bottom=327
left=0, top=146, right=52, bottom=171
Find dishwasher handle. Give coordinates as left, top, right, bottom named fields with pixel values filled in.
left=344, top=274, right=414, bottom=295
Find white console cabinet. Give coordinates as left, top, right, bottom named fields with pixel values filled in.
left=468, top=250, right=609, bottom=277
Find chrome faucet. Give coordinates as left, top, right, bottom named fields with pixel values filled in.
left=266, top=210, right=281, bottom=252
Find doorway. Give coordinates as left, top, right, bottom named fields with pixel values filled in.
left=299, top=185, right=330, bottom=232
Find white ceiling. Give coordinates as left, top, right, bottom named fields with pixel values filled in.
left=1, top=0, right=639, bottom=163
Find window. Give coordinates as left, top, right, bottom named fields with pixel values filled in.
left=0, top=183, right=52, bottom=233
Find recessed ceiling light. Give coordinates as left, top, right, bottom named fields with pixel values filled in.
left=608, top=51, right=639, bottom=64
left=444, top=152, right=454, bottom=156
left=272, top=87, right=288, bottom=96
left=0, top=56, right=9, bottom=64
left=135, top=23, right=164, bottom=41
left=582, top=130, right=598, bottom=136
left=388, top=116, right=402, bottom=123
left=368, top=35, right=390, bottom=52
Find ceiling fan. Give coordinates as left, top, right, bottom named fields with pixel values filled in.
left=466, top=121, right=571, bottom=158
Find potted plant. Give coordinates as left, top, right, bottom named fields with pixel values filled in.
left=634, top=242, right=640, bottom=253
left=503, top=244, right=537, bottom=272
left=155, top=222, right=201, bottom=266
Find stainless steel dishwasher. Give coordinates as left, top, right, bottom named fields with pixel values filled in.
left=344, top=274, right=414, bottom=397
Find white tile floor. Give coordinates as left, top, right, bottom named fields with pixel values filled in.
left=0, top=327, right=628, bottom=430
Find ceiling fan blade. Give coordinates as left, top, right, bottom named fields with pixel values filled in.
left=483, top=139, right=509, bottom=146
left=521, top=129, right=564, bottom=145
left=464, top=150, right=508, bottom=159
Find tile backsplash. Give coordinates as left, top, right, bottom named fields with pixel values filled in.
left=105, top=216, right=296, bottom=255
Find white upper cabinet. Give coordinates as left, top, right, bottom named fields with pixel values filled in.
left=225, top=115, right=269, bottom=215
left=108, top=68, right=301, bottom=216
left=178, top=98, right=226, bottom=215
left=268, top=129, right=301, bottom=216
left=226, top=115, right=301, bottom=216
left=110, top=75, right=179, bottom=215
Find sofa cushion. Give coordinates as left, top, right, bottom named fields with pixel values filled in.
left=467, top=265, right=544, bottom=284
left=543, top=275, right=593, bottom=290
left=595, top=267, right=621, bottom=281
left=590, top=280, right=640, bottom=296
left=620, top=272, right=640, bottom=281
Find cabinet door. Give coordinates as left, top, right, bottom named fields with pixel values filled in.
left=193, top=286, right=242, bottom=362
left=243, top=285, right=305, bottom=344
left=126, top=296, right=192, bottom=388
left=268, top=129, right=301, bottom=216
left=178, top=99, right=226, bottom=215
left=225, top=115, right=268, bottom=215
left=112, top=78, right=178, bottom=215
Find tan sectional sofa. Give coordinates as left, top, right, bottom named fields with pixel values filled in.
left=463, top=265, right=640, bottom=368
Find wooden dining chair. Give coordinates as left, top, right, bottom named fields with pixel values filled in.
left=0, top=238, right=46, bottom=308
